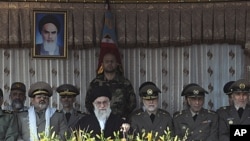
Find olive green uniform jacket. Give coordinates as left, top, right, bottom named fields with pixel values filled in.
left=217, top=104, right=250, bottom=141
left=0, top=108, right=18, bottom=141
left=130, top=109, right=174, bottom=137
left=173, top=108, right=218, bottom=141
left=17, top=109, right=68, bottom=141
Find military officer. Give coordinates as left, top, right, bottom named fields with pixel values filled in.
left=0, top=88, right=19, bottom=140
left=17, top=81, right=67, bottom=141
left=223, top=81, right=235, bottom=106
left=173, top=83, right=218, bottom=141
left=217, top=79, right=250, bottom=141
left=4, top=82, right=29, bottom=112
left=56, top=84, right=86, bottom=129
left=129, top=81, right=173, bottom=138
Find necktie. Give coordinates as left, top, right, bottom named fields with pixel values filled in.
left=150, top=114, right=155, bottom=122
left=65, top=112, right=71, bottom=122
left=193, top=114, right=198, bottom=121
left=238, top=107, right=244, bottom=118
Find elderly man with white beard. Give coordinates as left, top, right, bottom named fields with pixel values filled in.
left=35, top=14, right=64, bottom=56
left=75, top=85, right=130, bottom=139
left=129, top=82, right=174, bottom=139
left=17, top=81, right=67, bottom=141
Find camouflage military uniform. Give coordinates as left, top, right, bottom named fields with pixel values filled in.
left=85, top=73, right=136, bottom=119
left=0, top=108, right=18, bottom=140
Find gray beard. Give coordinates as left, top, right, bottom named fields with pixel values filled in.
left=11, top=99, right=24, bottom=110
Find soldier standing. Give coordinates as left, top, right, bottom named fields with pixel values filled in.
left=173, top=83, right=218, bottom=141
left=56, top=84, right=86, bottom=129
left=85, top=52, right=136, bottom=119
left=217, top=79, right=250, bottom=141
left=129, top=81, right=173, bottom=138
left=0, top=88, right=18, bottom=140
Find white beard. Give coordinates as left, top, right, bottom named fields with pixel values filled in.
left=43, top=39, right=57, bottom=55
left=94, top=105, right=111, bottom=130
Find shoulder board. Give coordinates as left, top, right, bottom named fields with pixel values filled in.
left=3, top=110, right=13, bottom=114
left=208, top=110, right=216, bottom=114
left=173, top=110, right=183, bottom=118
left=18, top=110, right=28, bottom=113
left=135, top=112, right=142, bottom=116
left=218, top=106, right=229, bottom=111
left=158, top=109, right=169, bottom=115
left=56, top=110, right=62, bottom=113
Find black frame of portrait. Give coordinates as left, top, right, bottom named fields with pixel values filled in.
left=32, top=9, right=68, bottom=58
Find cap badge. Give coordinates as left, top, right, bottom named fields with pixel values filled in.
left=239, top=83, right=245, bottom=90
left=193, top=89, right=199, bottom=95
left=15, top=83, right=21, bottom=88
left=147, top=89, right=153, bottom=95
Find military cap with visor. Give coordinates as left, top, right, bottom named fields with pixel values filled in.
left=11, top=82, right=26, bottom=93
left=181, top=83, right=208, bottom=97
left=56, top=84, right=79, bottom=97
left=229, top=79, right=250, bottom=93
left=28, top=81, right=53, bottom=97
left=223, top=81, right=235, bottom=95
left=139, top=81, right=161, bottom=100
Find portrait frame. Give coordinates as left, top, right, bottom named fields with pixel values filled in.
left=32, top=9, right=68, bottom=58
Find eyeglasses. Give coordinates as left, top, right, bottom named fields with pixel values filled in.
left=61, top=95, right=75, bottom=99
left=93, top=100, right=110, bottom=106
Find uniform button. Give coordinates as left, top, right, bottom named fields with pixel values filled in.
left=199, top=130, right=202, bottom=133
left=190, top=131, right=193, bottom=134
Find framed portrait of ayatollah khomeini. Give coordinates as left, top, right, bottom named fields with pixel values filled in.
left=32, top=9, right=68, bottom=58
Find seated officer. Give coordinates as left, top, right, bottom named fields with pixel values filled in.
left=17, top=81, right=67, bottom=141
left=4, top=82, right=28, bottom=112
left=129, top=81, right=173, bottom=138
left=173, top=83, right=218, bottom=141
left=217, top=79, right=250, bottom=141
left=223, top=81, right=235, bottom=106
left=56, top=84, right=86, bottom=129
left=0, top=88, right=18, bottom=140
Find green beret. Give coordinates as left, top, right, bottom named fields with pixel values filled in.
left=56, top=84, right=79, bottom=96
left=139, top=81, right=161, bottom=100
left=28, top=81, right=53, bottom=97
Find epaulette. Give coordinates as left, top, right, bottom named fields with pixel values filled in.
left=3, top=110, right=13, bottom=114
left=218, top=106, right=230, bottom=111
left=208, top=110, right=216, bottom=114
left=135, top=112, right=143, bottom=116
left=173, top=110, right=183, bottom=118
left=18, top=110, right=28, bottom=113
left=56, top=110, right=62, bottom=113
left=158, top=109, right=169, bottom=115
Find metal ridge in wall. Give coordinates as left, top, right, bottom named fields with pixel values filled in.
left=1, top=0, right=244, bottom=4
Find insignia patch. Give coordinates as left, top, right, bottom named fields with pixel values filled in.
left=239, top=83, right=245, bottom=90
left=147, top=89, right=153, bottom=95
left=193, top=89, right=199, bottom=95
